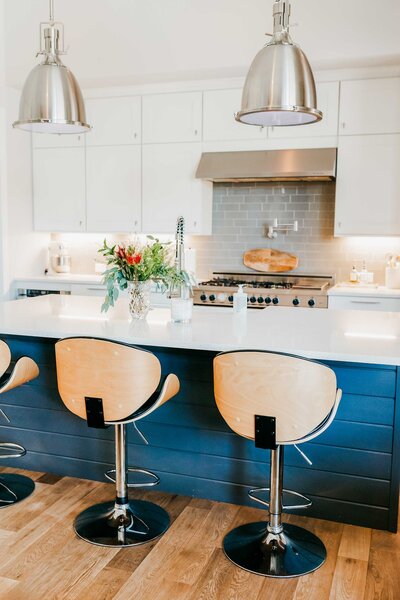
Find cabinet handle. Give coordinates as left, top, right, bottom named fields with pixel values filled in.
left=194, top=129, right=198, bottom=136
left=134, top=220, right=138, bottom=226
left=79, top=220, right=83, bottom=227
left=134, top=132, right=137, bottom=138
left=341, top=122, right=346, bottom=129
left=337, top=222, right=341, bottom=228
left=193, top=221, right=197, bottom=228
left=350, top=300, right=380, bottom=305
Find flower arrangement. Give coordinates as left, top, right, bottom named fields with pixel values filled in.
left=99, top=237, right=192, bottom=314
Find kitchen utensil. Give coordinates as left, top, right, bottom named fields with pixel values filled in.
left=243, top=248, right=298, bottom=273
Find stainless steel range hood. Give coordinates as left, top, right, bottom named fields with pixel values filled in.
left=195, top=148, right=337, bottom=182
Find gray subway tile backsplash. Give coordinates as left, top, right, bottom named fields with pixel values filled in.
left=186, top=181, right=399, bottom=283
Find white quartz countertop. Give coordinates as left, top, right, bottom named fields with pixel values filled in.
left=328, top=284, right=400, bottom=298
left=1, top=295, right=400, bottom=366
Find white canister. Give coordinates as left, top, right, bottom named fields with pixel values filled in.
left=385, top=267, right=400, bottom=289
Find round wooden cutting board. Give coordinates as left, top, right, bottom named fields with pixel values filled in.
left=243, top=248, right=299, bottom=272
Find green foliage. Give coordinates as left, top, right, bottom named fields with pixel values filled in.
left=98, top=237, right=193, bottom=312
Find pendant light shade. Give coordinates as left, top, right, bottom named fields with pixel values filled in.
left=13, top=1, right=90, bottom=134
left=236, top=0, right=322, bottom=127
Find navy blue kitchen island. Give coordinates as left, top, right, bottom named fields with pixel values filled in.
left=1, top=332, right=399, bottom=532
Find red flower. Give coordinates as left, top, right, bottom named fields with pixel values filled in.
left=126, top=253, right=141, bottom=265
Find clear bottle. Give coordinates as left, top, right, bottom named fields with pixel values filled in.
left=233, top=284, right=248, bottom=314
left=349, top=265, right=358, bottom=283
left=358, top=261, right=369, bottom=284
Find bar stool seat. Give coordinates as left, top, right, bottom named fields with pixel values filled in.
left=214, top=350, right=342, bottom=578
left=55, top=337, right=180, bottom=547
left=0, top=340, right=39, bottom=507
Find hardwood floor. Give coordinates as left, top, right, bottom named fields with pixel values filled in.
left=0, top=467, right=398, bottom=600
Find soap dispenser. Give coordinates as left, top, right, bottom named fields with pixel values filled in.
left=233, top=284, right=248, bottom=314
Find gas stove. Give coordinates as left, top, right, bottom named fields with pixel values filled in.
left=194, top=272, right=335, bottom=309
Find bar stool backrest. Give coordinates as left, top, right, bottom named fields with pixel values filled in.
left=214, top=351, right=338, bottom=444
left=0, top=340, right=11, bottom=378
left=56, top=338, right=162, bottom=423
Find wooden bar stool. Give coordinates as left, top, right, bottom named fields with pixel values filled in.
left=0, top=340, right=39, bottom=507
left=55, top=337, right=180, bottom=547
left=214, top=350, right=342, bottom=578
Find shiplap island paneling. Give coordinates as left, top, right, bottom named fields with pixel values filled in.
left=0, top=335, right=398, bottom=532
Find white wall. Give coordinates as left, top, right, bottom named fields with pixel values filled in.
left=4, top=88, right=48, bottom=297
left=4, top=0, right=400, bottom=90
left=0, top=0, right=7, bottom=299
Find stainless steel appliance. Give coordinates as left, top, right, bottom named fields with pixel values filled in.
left=16, top=288, right=71, bottom=299
left=194, top=272, right=334, bottom=309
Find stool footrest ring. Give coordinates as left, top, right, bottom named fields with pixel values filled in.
left=0, top=442, right=27, bottom=460
left=248, top=487, right=312, bottom=510
left=105, top=467, right=160, bottom=488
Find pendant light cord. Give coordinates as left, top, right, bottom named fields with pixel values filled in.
left=49, top=0, right=54, bottom=23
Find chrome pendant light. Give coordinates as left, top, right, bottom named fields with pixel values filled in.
left=13, top=0, right=90, bottom=134
left=236, top=0, right=322, bottom=127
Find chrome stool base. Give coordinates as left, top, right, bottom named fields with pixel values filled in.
left=223, top=521, right=326, bottom=578
left=0, top=474, right=35, bottom=508
left=74, top=499, right=170, bottom=547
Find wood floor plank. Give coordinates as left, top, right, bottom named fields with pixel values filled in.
left=329, top=557, right=368, bottom=600
left=363, top=529, right=400, bottom=600
left=36, top=473, right=64, bottom=485
left=112, top=506, right=212, bottom=600
left=187, top=547, right=264, bottom=600
left=0, top=577, right=18, bottom=593
left=338, top=525, right=371, bottom=562
left=292, top=517, right=344, bottom=600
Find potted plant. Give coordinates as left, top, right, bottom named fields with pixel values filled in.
left=99, top=237, right=192, bottom=319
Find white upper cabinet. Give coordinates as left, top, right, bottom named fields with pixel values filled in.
left=142, top=92, right=202, bottom=143
left=335, top=134, right=400, bottom=236
left=32, top=132, right=85, bottom=149
left=268, top=82, right=339, bottom=140
left=33, top=148, right=86, bottom=232
left=142, top=143, right=212, bottom=234
left=85, top=96, right=141, bottom=146
left=339, top=78, right=400, bottom=135
left=86, top=146, right=141, bottom=233
left=203, top=89, right=266, bottom=142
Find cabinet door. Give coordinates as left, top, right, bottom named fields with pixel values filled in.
left=142, top=92, right=202, bottom=143
left=203, top=89, right=266, bottom=142
left=70, top=284, right=107, bottom=297
left=339, top=78, right=400, bottom=135
left=32, top=132, right=85, bottom=148
left=33, top=148, right=86, bottom=232
left=142, top=143, right=212, bottom=234
left=86, top=146, right=141, bottom=233
left=335, top=134, right=400, bottom=236
left=268, top=82, right=339, bottom=140
left=85, top=97, right=141, bottom=146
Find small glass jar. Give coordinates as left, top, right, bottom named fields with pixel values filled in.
left=171, top=297, right=193, bottom=323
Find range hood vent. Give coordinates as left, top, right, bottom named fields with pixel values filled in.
left=195, top=148, right=337, bottom=182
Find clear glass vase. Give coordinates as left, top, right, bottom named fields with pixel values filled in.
left=128, top=281, right=152, bottom=319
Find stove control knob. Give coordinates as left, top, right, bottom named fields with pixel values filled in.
left=209, top=294, right=216, bottom=302
left=217, top=293, right=227, bottom=302
left=249, top=296, right=257, bottom=304
left=257, top=297, right=264, bottom=304
left=293, top=298, right=300, bottom=306
left=272, top=297, right=279, bottom=305
left=265, top=297, right=271, bottom=305
left=228, top=295, right=234, bottom=302
left=200, top=294, right=207, bottom=302
left=308, top=298, right=315, bottom=307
